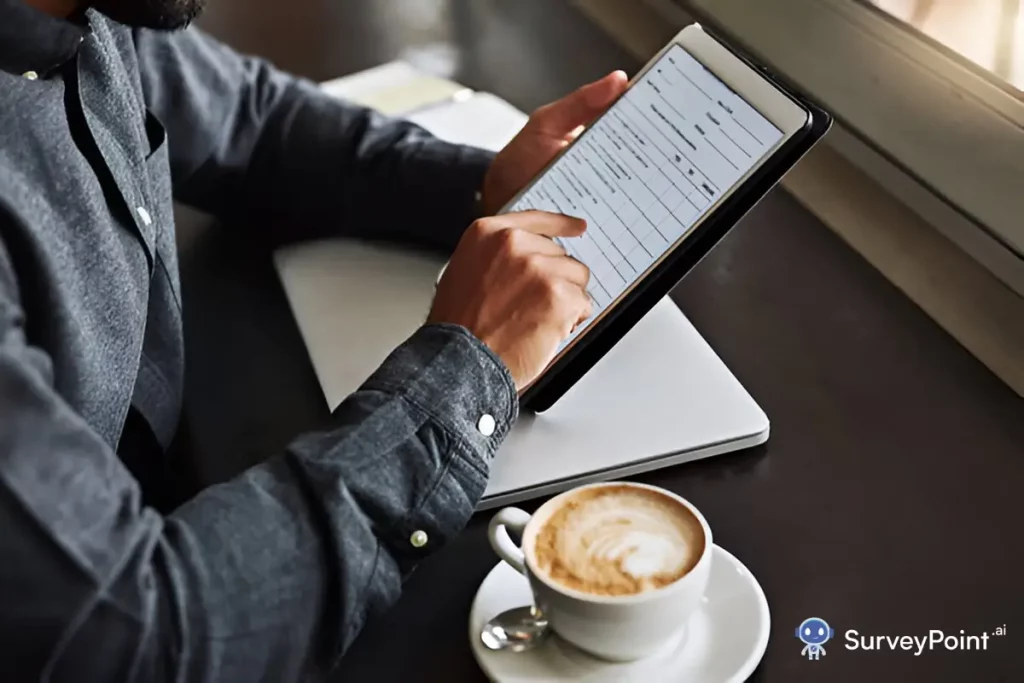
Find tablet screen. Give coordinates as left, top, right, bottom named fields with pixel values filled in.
left=506, top=44, right=787, bottom=352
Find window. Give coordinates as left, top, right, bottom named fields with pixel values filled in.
left=681, top=0, right=1024, bottom=297
left=867, top=0, right=1024, bottom=91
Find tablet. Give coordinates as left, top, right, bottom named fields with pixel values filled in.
left=503, top=24, right=832, bottom=412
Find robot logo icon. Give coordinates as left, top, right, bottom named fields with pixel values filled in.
left=796, top=618, right=834, bottom=661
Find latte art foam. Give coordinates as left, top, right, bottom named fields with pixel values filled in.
left=532, top=486, right=704, bottom=596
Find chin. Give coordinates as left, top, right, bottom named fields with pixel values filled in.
left=93, top=0, right=206, bottom=31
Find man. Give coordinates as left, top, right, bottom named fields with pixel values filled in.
left=0, top=0, right=628, bottom=677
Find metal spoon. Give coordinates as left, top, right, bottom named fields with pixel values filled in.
left=480, top=605, right=551, bottom=652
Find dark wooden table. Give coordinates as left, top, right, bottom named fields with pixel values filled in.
left=179, top=1, right=1024, bottom=681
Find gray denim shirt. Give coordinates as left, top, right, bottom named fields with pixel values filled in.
left=0, top=3, right=518, bottom=680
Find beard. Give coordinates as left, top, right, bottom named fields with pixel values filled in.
left=92, top=0, right=206, bottom=30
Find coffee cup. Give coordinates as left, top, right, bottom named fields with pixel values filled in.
left=487, top=481, right=713, bottom=661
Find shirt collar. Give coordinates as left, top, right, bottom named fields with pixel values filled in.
left=0, top=0, right=88, bottom=78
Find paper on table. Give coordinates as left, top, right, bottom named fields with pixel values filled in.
left=319, top=61, right=470, bottom=116
left=319, top=62, right=423, bottom=103
left=406, top=92, right=528, bottom=152
left=275, top=78, right=529, bottom=408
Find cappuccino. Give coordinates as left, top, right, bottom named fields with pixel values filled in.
left=532, top=485, right=704, bottom=596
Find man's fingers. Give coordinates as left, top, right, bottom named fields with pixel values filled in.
left=514, top=230, right=567, bottom=256
left=572, top=288, right=595, bottom=330
left=538, top=254, right=590, bottom=288
left=499, top=210, right=587, bottom=238
left=503, top=210, right=586, bottom=237
left=529, top=71, right=629, bottom=137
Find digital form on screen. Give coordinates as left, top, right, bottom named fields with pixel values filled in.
left=506, top=44, right=785, bottom=350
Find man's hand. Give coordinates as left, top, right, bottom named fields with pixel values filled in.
left=428, top=212, right=593, bottom=390
left=481, top=71, right=629, bottom=215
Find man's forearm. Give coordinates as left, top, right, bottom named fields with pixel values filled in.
left=0, top=314, right=516, bottom=680
left=235, top=78, right=494, bottom=250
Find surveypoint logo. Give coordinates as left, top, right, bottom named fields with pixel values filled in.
left=845, top=626, right=1008, bottom=655
left=796, top=618, right=834, bottom=661
left=796, top=618, right=1008, bottom=660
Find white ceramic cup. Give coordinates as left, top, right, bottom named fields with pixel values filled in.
left=487, top=481, right=713, bottom=662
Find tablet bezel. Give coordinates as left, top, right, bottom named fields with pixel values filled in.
left=509, top=24, right=829, bottom=411
left=673, top=25, right=809, bottom=134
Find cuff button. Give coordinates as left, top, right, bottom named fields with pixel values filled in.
left=477, top=414, right=496, bottom=437
left=410, top=530, right=429, bottom=548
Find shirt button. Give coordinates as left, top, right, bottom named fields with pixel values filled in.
left=410, top=530, right=428, bottom=548
left=477, top=414, right=496, bottom=437
left=22, top=71, right=38, bottom=81
left=137, top=206, right=153, bottom=226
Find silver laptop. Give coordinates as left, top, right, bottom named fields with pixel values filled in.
left=274, top=238, right=768, bottom=509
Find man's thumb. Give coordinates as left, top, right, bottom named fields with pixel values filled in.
left=530, top=71, right=628, bottom=136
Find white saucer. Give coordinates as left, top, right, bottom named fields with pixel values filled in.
left=469, top=545, right=770, bottom=682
